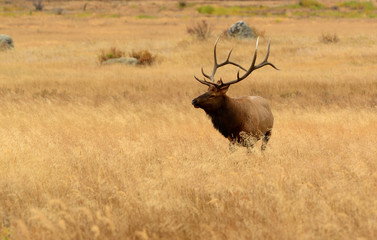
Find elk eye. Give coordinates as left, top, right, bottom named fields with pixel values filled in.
left=209, top=95, right=215, bottom=98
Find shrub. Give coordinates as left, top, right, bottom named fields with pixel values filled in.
left=33, top=0, right=44, bottom=11
left=339, top=1, right=374, bottom=11
left=252, top=26, right=266, bottom=38
left=321, top=33, right=339, bottom=43
left=98, top=47, right=125, bottom=65
left=197, top=5, right=215, bottom=14
left=187, top=20, right=212, bottom=40
left=136, top=14, right=158, bottom=19
left=98, top=48, right=156, bottom=66
left=178, top=1, right=187, bottom=9
left=299, top=0, right=323, bottom=9
left=130, top=50, right=156, bottom=66
left=0, top=42, right=9, bottom=51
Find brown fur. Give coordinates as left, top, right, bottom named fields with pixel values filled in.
left=192, top=85, right=273, bottom=150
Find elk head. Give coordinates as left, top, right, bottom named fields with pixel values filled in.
left=191, top=84, right=229, bottom=112
left=192, top=36, right=279, bottom=113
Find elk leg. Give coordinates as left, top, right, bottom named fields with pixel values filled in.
left=239, top=133, right=256, bottom=153
left=246, top=144, right=254, bottom=154
left=261, top=130, right=272, bottom=151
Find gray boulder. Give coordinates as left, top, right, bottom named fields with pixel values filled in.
left=227, top=21, right=255, bottom=39
left=0, top=35, right=14, bottom=49
left=102, top=57, right=138, bottom=66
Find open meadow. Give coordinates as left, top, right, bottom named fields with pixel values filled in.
left=0, top=0, right=377, bottom=239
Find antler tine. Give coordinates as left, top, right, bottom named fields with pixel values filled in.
left=201, top=36, right=221, bottom=82
left=221, top=37, right=279, bottom=86
left=261, top=39, right=270, bottom=63
left=226, top=48, right=233, bottom=62
left=217, top=48, right=248, bottom=72
left=254, top=39, right=280, bottom=71
left=209, top=36, right=221, bottom=82
left=213, top=36, right=220, bottom=65
left=201, top=67, right=211, bottom=79
left=197, top=35, right=257, bottom=86
left=251, top=37, right=259, bottom=70
left=220, top=37, right=259, bottom=86
left=194, top=75, right=216, bottom=87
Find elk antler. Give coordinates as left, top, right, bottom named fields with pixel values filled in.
left=194, top=36, right=279, bottom=87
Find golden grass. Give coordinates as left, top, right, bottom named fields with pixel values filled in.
left=0, top=4, right=377, bottom=239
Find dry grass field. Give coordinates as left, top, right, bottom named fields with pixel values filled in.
left=1, top=1, right=377, bottom=239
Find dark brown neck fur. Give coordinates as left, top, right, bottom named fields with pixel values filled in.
left=204, top=96, right=242, bottom=139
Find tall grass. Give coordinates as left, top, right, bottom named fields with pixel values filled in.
left=0, top=12, right=377, bottom=240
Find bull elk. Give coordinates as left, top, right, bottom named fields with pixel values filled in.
left=192, top=37, right=278, bottom=151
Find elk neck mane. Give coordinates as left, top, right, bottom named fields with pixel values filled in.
left=204, top=96, right=242, bottom=138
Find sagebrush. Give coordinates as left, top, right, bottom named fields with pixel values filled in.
left=98, top=47, right=125, bottom=64
left=187, top=20, right=212, bottom=40
left=130, top=49, right=156, bottom=65
left=321, top=32, right=339, bottom=43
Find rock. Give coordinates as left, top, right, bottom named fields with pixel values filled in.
left=0, top=35, right=14, bottom=50
left=227, top=21, right=255, bottom=39
left=102, top=57, right=138, bottom=66
left=53, top=8, right=64, bottom=15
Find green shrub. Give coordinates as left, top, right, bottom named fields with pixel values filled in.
left=1, top=227, right=11, bottom=240
left=196, top=5, right=268, bottom=16
left=136, top=14, right=158, bottom=19
left=285, top=4, right=302, bottom=9
left=339, top=1, right=374, bottom=11
left=197, top=5, right=215, bottom=14
left=299, top=0, right=324, bottom=9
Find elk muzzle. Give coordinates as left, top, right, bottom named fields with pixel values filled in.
left=192, top=98, right=200, bottom=108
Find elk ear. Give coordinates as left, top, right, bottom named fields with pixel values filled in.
left=216, top=79, right=229, bottom=94
left=219, top=85, right=229, bottom=94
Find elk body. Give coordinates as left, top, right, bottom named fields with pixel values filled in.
left=192, top=37, right=278, bottom=151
